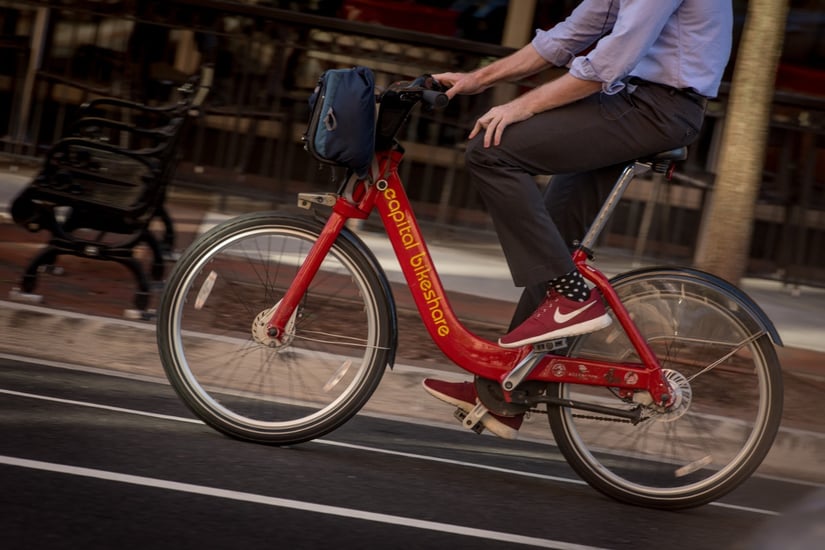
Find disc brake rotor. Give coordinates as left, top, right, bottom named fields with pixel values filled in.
left=647, top=369, right=692, bottom=422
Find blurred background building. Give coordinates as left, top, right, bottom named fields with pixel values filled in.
left=1, top=0, right=823, bottom=284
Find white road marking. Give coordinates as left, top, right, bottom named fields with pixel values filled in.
left=0, top=385, right=785, bottom=517
left=0, top=388, right=200, bottom=423
left=0, top=454, right=606, bottom=550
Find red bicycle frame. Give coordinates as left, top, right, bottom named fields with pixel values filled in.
left=269, top=148, right=672, bottom=405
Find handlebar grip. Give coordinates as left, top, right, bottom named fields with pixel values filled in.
left=422, top=90, right=449, bottom=109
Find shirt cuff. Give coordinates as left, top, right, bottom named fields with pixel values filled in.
left=570, top=57, right=625, bottom=95
left=530, top=30, right=575, bottom=67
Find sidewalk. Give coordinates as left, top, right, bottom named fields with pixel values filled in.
left=4, top=165, right=823, bottom=351
left=1, top=166, right=823, bottom=483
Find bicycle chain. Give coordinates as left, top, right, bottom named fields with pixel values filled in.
left=572, top=413, right=633, bottom=423
left=528, top=407, right=633, bottom=424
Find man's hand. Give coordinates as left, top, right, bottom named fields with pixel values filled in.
left=433, top=44, right=547, bottom=99
left=431, top=72, right=487, bottom=99
left=470, top=100, right=534, bottom=148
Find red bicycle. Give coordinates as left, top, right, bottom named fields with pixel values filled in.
left=157, top=76, right=783, bottom=509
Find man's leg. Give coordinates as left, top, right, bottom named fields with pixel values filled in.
left=468, top=85, right=703, bottom=285
left=509, top=167, right=622, bottom=329
left=423, top=85, right=706, bottom=437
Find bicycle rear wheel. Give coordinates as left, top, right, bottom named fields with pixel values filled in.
left=157, top=212, right=393, bottom=444
left=547, top=268, right=783, bottom=509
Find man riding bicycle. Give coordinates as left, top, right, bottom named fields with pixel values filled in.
left=423, top=0, right=734, bottom=439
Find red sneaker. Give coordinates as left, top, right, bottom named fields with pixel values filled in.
left=499, top=288, right=612, bottom=348
left=422, top=378, right=523, bottom=439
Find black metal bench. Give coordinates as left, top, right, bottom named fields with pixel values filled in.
left=9, top=65, right=213, bottom=316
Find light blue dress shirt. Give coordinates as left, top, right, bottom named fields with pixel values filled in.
left=531, top=0, right=733, bottom=98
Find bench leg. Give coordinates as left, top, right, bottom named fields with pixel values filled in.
left=141, top=229, right=166, bottom=282
left=20, top=247, right=60, bottom=294
left=156, top=205, right=176, bottom=259
left=114, top=256, right=152, bottom=311
left=17, top=233, right=163, bottom=314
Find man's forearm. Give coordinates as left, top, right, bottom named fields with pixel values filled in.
left=514, top=72, right=602, bottom=115
left=473, top=44, right=550, bottom=88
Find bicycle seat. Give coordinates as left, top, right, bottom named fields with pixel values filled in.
left=638, top=147, right=687, bottom=164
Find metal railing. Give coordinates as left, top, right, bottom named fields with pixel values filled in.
left=1, top=0, right=523, bottom=217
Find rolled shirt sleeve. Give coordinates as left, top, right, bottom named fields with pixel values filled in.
left=530, top=0, right=620, bottom=68
left=531, top=0, right=732, bottom=98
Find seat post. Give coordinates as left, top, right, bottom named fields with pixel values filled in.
left=578, top=162, right=639, bottom=251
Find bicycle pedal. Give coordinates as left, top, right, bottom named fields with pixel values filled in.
left=532, top=338, right=568, bottom=353
left=454, top=403, right=488, bottom=435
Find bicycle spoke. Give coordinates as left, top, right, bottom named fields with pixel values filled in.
left=549, top=270, right=782, bottom=508
left=158, top=213, right=392, bottom=444
left=684, top=331, right=766, bottom=383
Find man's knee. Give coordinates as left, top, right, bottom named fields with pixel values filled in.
left=464, top=134, right=497, bottom=174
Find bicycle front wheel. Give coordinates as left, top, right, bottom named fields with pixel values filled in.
left=157, top=212, right=393, bottom=444
left=547, top=268, right=783, bottom=509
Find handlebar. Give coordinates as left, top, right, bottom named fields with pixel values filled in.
left=423, top=89, right=449, bottom=109
left=375, top=74, right=450, bottom=150
left=381, top=75, right=449, bottom=110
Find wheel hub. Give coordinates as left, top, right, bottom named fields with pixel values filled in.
left=251, top=299, right=296, bottom=348
left=650, top=369, right=692, bottom=422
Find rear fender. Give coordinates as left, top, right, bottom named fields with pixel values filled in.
left=610, top=266, right=783, bottom=346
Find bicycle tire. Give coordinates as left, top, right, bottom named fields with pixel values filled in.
left=157, top=211, right=394, bottom=444
left=547, top=268, right=783, bottom=509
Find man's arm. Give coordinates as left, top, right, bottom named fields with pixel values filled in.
left=434, top=44, right=549, bottom=99
left=561, top=0, right=682, bottom=93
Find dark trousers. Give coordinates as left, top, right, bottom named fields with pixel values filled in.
left=464, top=81, right=707, bottom=329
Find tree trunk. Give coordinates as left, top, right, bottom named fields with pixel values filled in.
left=694, top=0, right=789, bottom=285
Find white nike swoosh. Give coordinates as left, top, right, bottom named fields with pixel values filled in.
left=553, top=301, right=597, bottom=324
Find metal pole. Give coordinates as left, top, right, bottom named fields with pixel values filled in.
left=492, top=0, right=536, bottom=107
left=501, top=0, right=536, bottom=49
left=13, top=6, right=49, bottom=157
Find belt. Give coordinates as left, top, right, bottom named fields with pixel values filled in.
left=627, top=77, right=708, bottom=109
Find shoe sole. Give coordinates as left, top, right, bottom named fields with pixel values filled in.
left=498, top=313, right=613, bottom=349
left=421, top=381, right=519, bottom=440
